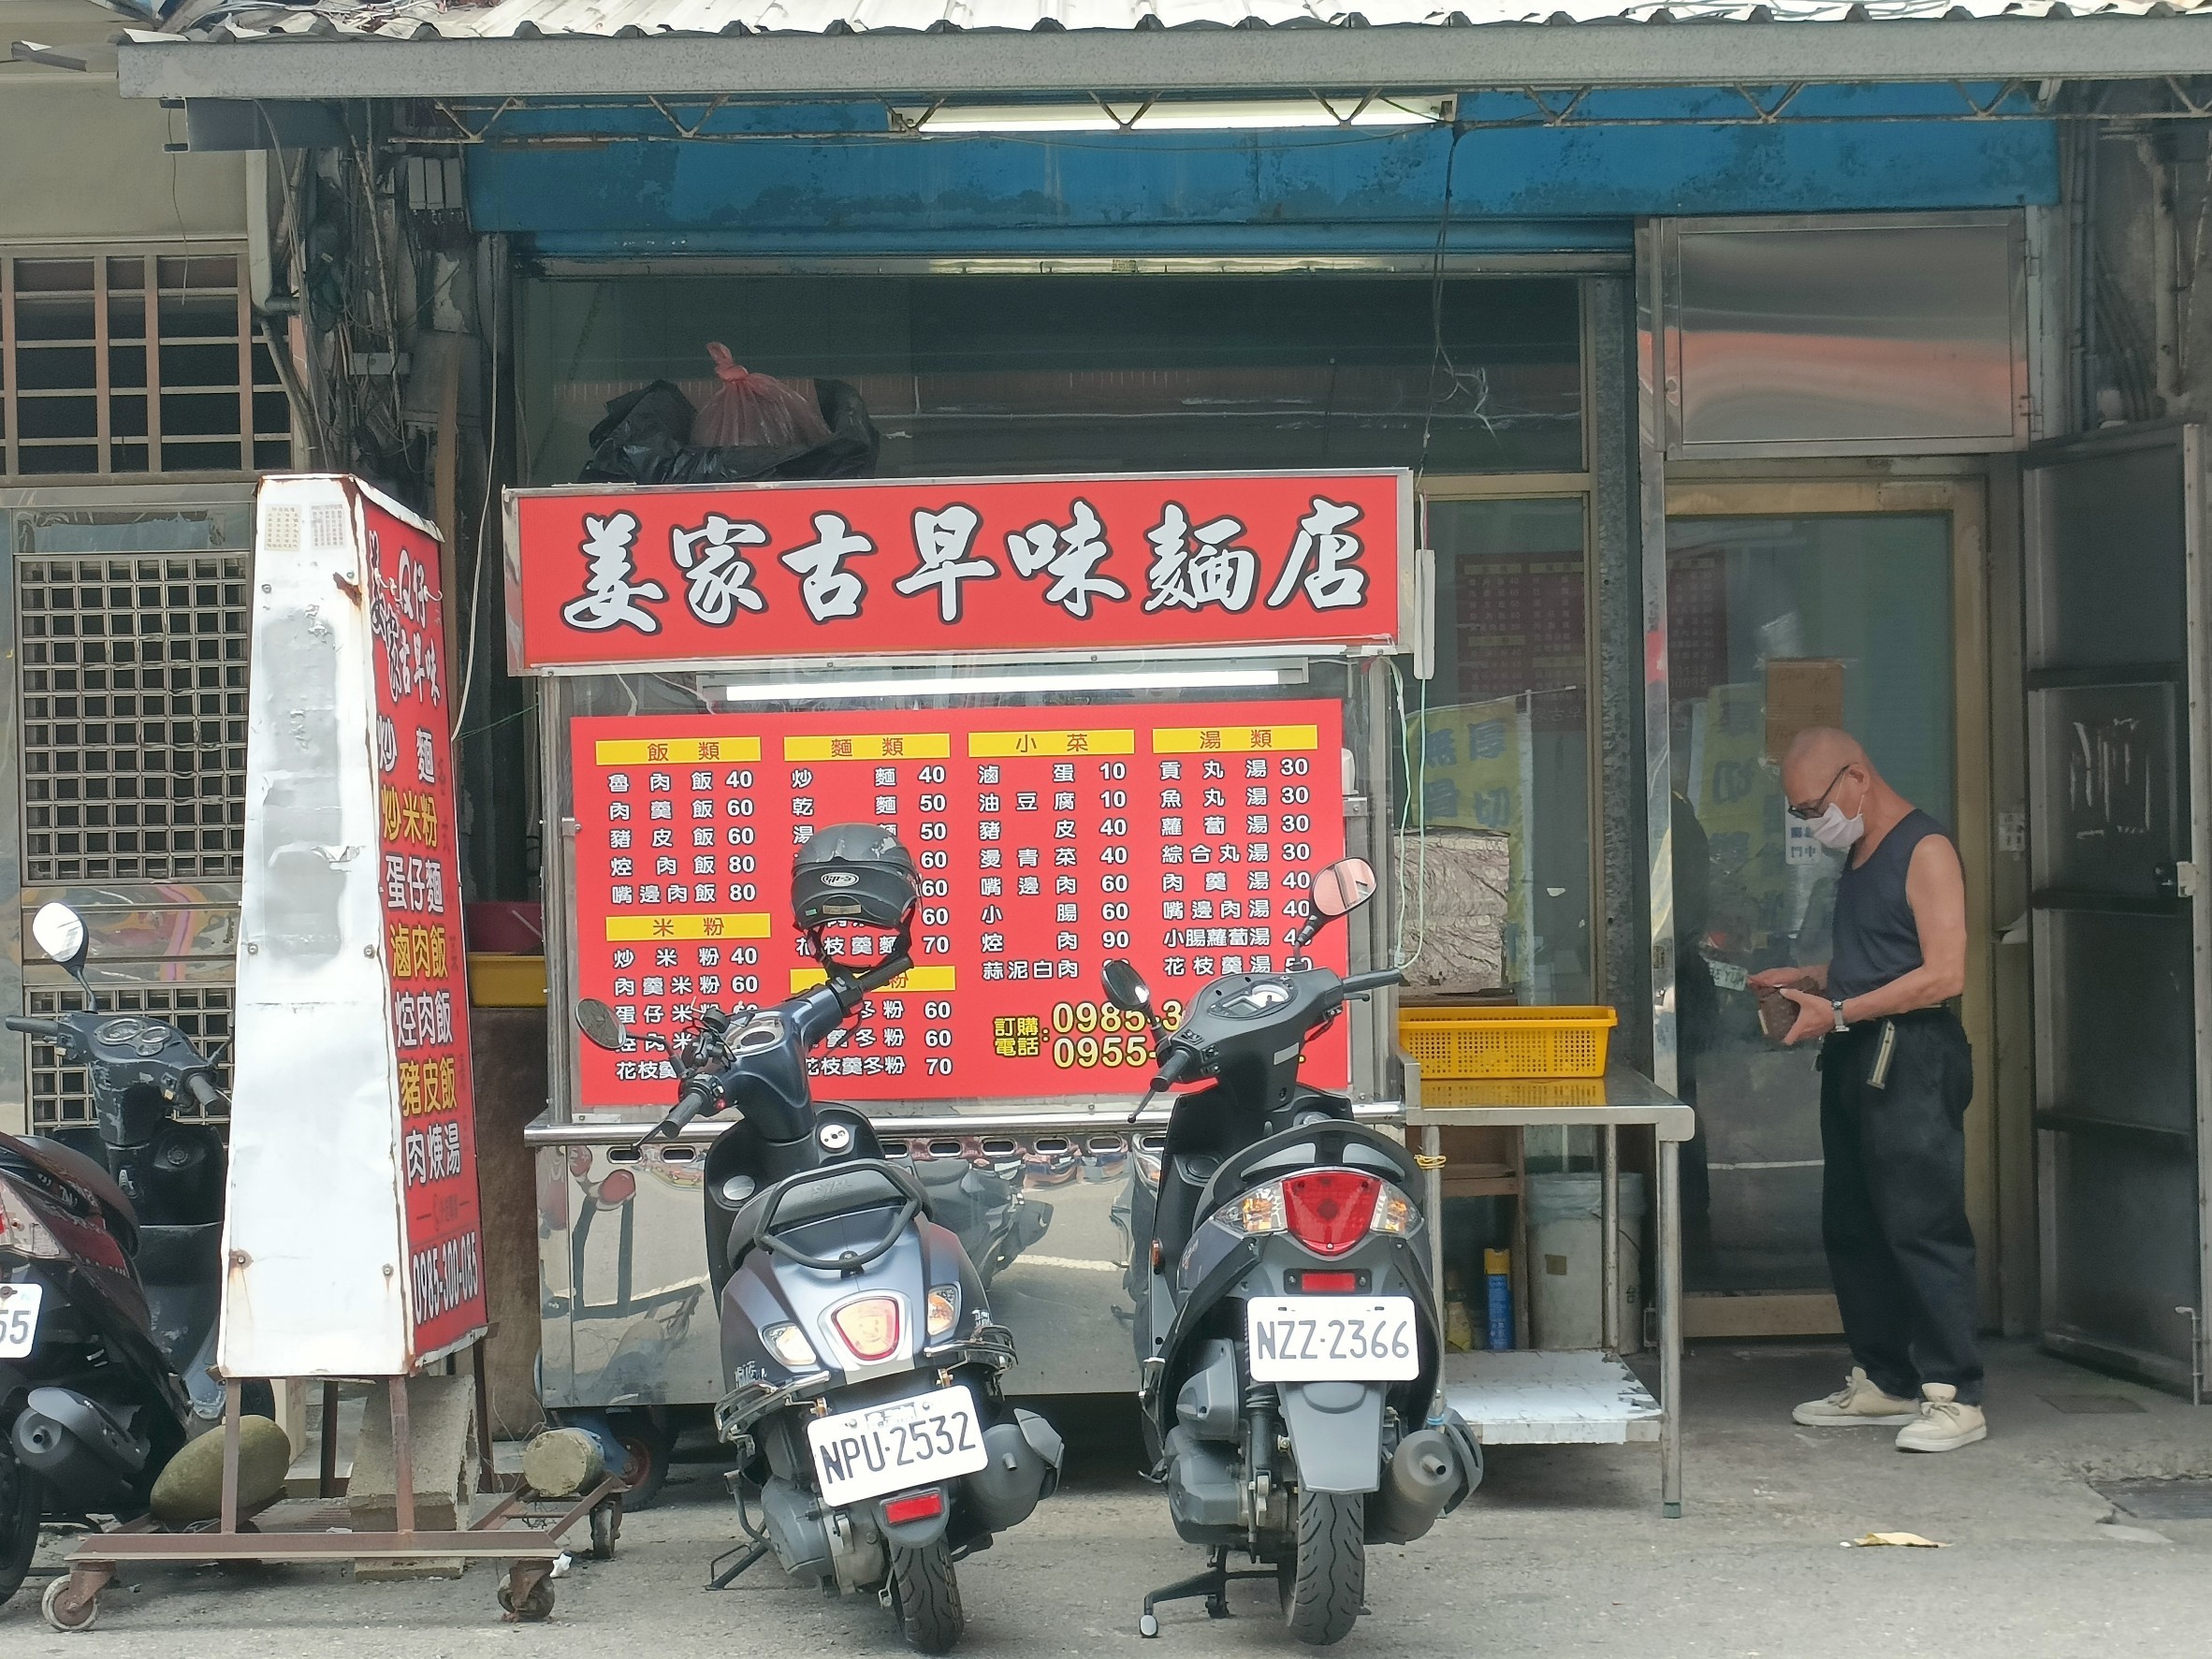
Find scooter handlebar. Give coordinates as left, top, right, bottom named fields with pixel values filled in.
left=647, top=1077, right=720, bottom=1143
left=184, top=1071, right=226, bottom=1111
left=1338, top=968, right=1406, bottom=997
left=3, top=1016, right=65, bottom=1041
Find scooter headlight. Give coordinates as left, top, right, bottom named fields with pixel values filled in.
left=763, top=1322, right=819, bottom=1370
left=926, top=1286, right=960, bottom=1340
left=1237, top=1179, right=1285, bottom=1236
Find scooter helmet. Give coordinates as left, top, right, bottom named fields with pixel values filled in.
left=791, top=822, right=919, bottom=931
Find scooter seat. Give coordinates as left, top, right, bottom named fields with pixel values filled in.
left=729, top=1158, right=932, bottom=1260
left=1, top=1131, right=138, bottom=1250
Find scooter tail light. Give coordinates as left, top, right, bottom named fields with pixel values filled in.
left=1370, top=1183, right=1416, bottom=1236
left=883, top=1489, right=945, bottom=1525
left=0, top=1184, right=65, bottom=1260
left=1280, top=1171, right=1383, bottom=1258
left=1236, top=1180, right=1285, bottom=1236
left=829, top=1295, right=904, bottom=1361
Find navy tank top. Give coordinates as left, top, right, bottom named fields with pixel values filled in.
left=1828, top=808, right=1949, bottom=1001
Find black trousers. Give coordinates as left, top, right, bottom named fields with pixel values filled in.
left=1819, top=1010, right=1983, bottom=1405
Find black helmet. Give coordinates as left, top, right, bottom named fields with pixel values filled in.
left=792, top=823, right=918, bottom=931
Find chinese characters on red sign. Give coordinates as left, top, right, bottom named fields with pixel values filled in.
left=507, top=473, right=1407, bottom=669
left=366, top=500, right=487, bottom=1359
left=568, top=701, right=1349, bottom=1106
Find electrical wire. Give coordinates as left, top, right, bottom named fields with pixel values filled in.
left=1415, top=122, right=1467, bottom=493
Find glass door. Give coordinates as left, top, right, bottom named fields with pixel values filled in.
left=1419, top=495, right=1595, bottom=1007
left=1662, top=483, right=1989, bottom=1319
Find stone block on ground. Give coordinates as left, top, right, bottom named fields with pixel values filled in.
left=347, top=1374, right=478, bottom=1578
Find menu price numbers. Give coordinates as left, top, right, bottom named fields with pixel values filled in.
left=1007, top=997, right=1191, bottom=1072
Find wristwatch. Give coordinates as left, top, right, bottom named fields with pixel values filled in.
left=1829, top=997, right=1850, bottom=1034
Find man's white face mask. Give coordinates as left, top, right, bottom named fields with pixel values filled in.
left=1807, top=800, right=1865, bottom=851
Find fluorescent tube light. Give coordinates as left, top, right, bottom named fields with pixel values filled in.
left=723, top=667, right=1289, bottom=704
left=891, top=95, right=1453, bottom=137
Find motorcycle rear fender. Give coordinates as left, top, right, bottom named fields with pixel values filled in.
left=874, top=1486, right=953, bottom=1550
left=1276, top=1380, right=1386, bottom=1494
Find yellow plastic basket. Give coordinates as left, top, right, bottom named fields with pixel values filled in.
left=1398, top=1005, right=1618, bottom=1081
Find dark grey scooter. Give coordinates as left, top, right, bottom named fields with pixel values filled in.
left=575, top=913, right=1057, bottom=1652
left=1107, top=858, right=1481, bottom=1646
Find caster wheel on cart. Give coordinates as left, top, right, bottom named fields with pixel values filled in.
left=589, top=1499, right=619, bottom=1561
left=42, top=1576, right=100, bottom=1633
left=1139, top=1613, right=1160, bottom=1638
left=500, top=1577, right=556, bottom=1623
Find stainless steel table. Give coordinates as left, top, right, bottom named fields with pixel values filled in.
left=1407, top=1066, right=1695, bottom=1517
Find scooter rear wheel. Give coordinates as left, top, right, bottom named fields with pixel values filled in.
left=888, top=1538, right=965, bottom=1654
left=0, top=1450, right=38, bottom=1608
left=1278, top=1490, right=1364, bottom=1647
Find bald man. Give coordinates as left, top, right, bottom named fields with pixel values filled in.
left=1749, top=727, right=1984, bottom=1452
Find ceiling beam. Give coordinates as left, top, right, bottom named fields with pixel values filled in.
left=116, top=19, right=2212, bottom=104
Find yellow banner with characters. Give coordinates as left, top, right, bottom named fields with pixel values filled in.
left=1411, top=696, right=1533, bottom=984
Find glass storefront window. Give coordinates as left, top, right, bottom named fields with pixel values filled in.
left=1413, top=496, right=1594, bottom=1005
left=1666, top=513, right=1954, bottom=1289
left=519, top=275, right=1582, bottom=484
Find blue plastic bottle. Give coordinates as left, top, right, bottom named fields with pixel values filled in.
left=1484, top=1247, right=1513, bottom=1350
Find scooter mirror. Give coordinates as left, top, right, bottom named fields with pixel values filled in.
left=1310, top=858, right=1378, bottom=921
left=31, top=903, right=88, bottom=975
left=575, top=997, right=628, bottom=1052
left=1101, top=958, right=1152, bottom=1013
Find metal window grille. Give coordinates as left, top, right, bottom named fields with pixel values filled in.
left=18, top=554, right=252, bottom=882
left=0, top=247, right=292, bottom=478
left=26, top=983, right=234, bottom=1130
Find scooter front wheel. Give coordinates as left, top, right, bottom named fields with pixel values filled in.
left=888, top=1538, right=965, bottom=1654
left=1278, top=1490, right=1364, bottom=1647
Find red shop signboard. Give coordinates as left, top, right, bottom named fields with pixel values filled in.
left=365, top=498, right=488, bottom=1358
left=505, top=471, right=1410, bottom=671
left=569, top=701, right=1350, bottom=1107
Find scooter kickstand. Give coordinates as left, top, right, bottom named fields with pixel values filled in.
left=1140, top=1549, right=1274, bottom=1637
left=706, top=1539, right=770, bottom=1591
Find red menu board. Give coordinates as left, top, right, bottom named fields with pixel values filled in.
left=569, top=699, right=1350, bottom=1105
left=507, top=472, right=1406, bottom=671
left=365, top=499, right=487, bottom=1359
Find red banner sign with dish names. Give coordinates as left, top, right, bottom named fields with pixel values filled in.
left=364, top=499, right=487, bottom=1360
left=568, top=700, right=1350, bottom=1107
left=506, top=472, right=1408, bottom=671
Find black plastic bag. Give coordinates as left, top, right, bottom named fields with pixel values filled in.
left=580, top=377, right=880, bottom=486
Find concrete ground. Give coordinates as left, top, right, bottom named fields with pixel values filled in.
left=7, top=1338, right=2212, bottom=1657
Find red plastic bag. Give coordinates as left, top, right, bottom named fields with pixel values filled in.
left=690, top=342, right=832, bottom=451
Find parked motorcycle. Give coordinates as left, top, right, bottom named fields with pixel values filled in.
left=906, top=1142, right=1053, bottom=1288
left=1106, top=858, right=1480, bottom=1646
left=0, top=903, right=238, bottom=1608
left=575, top=824, right=1061, bottom=1652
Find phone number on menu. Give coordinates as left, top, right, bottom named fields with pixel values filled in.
left=992, top=998, right=1191, bottom=1071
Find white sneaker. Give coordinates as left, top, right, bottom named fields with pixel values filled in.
left=1792, top=1366, right=1923, bottom=1427
left=1895, top=1384, right=1987, bottom=1452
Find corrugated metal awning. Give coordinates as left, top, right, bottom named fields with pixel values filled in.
left=114, top=0, right=2212, bottom=99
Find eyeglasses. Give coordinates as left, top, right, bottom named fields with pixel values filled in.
left=1787, top=763, right=1855, bottom=822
